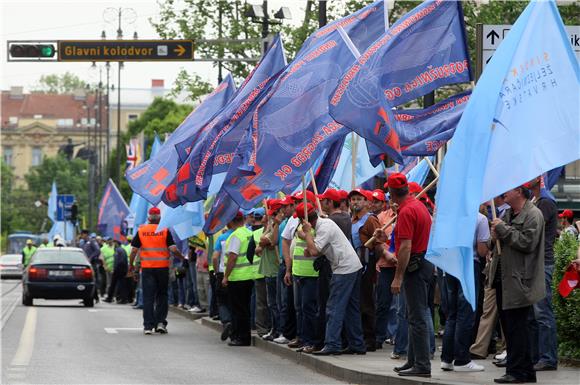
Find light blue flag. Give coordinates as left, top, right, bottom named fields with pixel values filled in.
left=427, top=0, right=580, bottom=310
left=328, top=134, right=383, bottom=190
left=47, top=181, right=57, bottom=223
left=406, top=157, right=433, bottom=186
left=48, top=221, right=75, bottom=243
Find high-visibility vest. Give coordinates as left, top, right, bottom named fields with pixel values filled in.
left=38, top=244, right=47, bottom=248
left=22, top=246, right=37, bottom=267
left=138, top=224, right=170, bottom=268
left=101, top=244, right=115, bottom=270
left=224, top=226, right=253, bottom=282
left=122, top=244, right=132, bottom=263
left=252, top=227, right=264, bottom=280
left=292, top=230, right=318, bottom=277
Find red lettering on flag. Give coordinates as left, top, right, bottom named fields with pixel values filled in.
left=165, top=184, right=177, bottom=202
left=153, top=167, right=169, bottom=182
left=150, top=183, right=166, bottom=196
left=384, top=129, right=401, bottom=152
left=241, top=183, right=263, bottom=201
left=177, top=165, right=190, bottom=182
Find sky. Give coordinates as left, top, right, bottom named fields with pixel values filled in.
left=0, top=0, right=314, bottom=93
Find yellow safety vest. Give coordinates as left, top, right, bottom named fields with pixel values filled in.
left=252, top=228, right=264, bottom=280
left=292, top=229, right=318, bottom=277
left=22, top=246, right=37, bottom=267
left=224, top=227, right=253, bottom=282
left=101, top=244, right=115, bottom=270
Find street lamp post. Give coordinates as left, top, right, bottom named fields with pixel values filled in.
left=245, top=1, right=291, bottom=55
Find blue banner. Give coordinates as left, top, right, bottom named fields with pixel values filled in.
left=125, top=75, right=236, bottom=204
left=329, top=0, right=472, bottom=164
left=223, top=1, right=387, bottom=209
left=164, top=35, right=287, bottom=207
left=97, top=179, right=131, bottom=241
left=427, top=0, right=580, bottom=310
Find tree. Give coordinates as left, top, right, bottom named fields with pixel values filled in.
left=31, top=72, right=88, bottom=94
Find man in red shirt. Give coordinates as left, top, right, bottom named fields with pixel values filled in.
left=381, top=173, right=433, bottom=378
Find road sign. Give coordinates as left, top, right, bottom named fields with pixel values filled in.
left=479, top=24, right=579, bottom=75
left=56, top=194, right=75, bottom=221
left=58, top=40, right=194, bottom=62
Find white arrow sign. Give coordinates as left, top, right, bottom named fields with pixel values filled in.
left=104, top=327, right=142, bottom=334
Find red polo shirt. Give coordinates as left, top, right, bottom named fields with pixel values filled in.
left=394, top=196, right=432, bottom=255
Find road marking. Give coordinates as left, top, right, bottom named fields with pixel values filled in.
left=1, top=296, right=20, bottom=330
left=11, top=307, right=37, bottom=366
left=104, top=327, right=142, bottom=334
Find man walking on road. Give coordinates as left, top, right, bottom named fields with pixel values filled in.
left=129, top=207, right=185, bottom=335
left=22, top=239, right=37, bottom=268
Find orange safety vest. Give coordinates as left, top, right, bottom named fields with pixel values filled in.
left=138, top=224, right=170, bottom=268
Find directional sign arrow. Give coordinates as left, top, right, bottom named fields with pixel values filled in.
left=174, top=44, right=186, bottom=56
left=486, top=30, right=500, bottom=45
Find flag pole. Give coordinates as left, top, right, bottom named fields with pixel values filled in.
left=489, top=199, right=502, bottom=255
left=351, top=133, right=358, bottom=190
left=309, top=169, right=323, bottom=214
left=425, top=157, right=440, bottom=178
left=301, top=176, right=308, bottom=220
left=364, top=176, right=439, bottom=248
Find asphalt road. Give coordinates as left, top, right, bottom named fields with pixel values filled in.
left=1, top=279, right=342, bottom=384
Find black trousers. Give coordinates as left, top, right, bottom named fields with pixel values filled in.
left=495, top=279, right=535, bottom=381
left=209, top=271, right=219, bottom=317
left=360, top=256, right=377, bottom=347
left=317, top=258, right=332, bottom=349
left=228, top=280, right=254, bottom=344
left=107, top=268, right=128, bottom=302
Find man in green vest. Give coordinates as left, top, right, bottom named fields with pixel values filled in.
left=248, top=208, right=271, bottom=337
left=222, top=211, right=254, bottom=347
left=101, top=237, right=115, bottom=301
left=38, top=239, right=49, bottom=248
left=288, top=202, right=320, bottom=353
left=22, top=240, right=37, bottom=267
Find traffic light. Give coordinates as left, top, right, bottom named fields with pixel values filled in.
left=9, top=44, right=55, bottom=58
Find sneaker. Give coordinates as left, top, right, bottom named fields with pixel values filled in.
left=220, top=323, right=232, bottom=341
left=441, top=362, right=454, bottom=371
left=143, top=329, right=153, bottom=335
left=390, top=352, right=406, bottom=359
left=189, top=306, right=205, bottom=313
left=494, top=350, right=507, bottom=361
left=454, top=361, right=484, bottom=372
left=273, top=336, right=290, bottom=344
left=155, top=324, right=168, bottom=334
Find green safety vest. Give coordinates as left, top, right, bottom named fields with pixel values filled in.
left=292, top=229, right=318, bottom=278
left=224, top=226, right=253, bottom=282
left=22, top=246, right=37, bottom=267
left=101, top=244, right=115, bottom=270
left=252, top=228, right=264, bottom=280
left=38, top=244, right=47, bottom=248
left=207, top=235, right=214, bottom=272
left=122, top=244, right=132, bottom=262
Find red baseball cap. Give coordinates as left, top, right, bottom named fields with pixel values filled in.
left=558, top=265, right=580, bottom=298
left=408, top=182, right=422, bottom=194
left=293, top=202, right=316, bottom=218
left=148, top=207, right=161, bottom=215
left=371, top=189, right=386, bottom=202
left=293, top=190, right=317, bottom=204
left=385, top=173, right=408, bottom=189
left=319, top=188, right=342, bottom=202
left=266, top=199, right=283, bottom=216
left=279, top=195, right=297, bottom=206
left=348, top=188, right=372, bottom=201
left=337, top=190, right=349, bottom=201
left=559, top=209, right=574, bottom=219
left=234, top=211, right=244, bottom=220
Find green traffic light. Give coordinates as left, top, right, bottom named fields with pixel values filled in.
left=40, top=45, right=55, bottom=57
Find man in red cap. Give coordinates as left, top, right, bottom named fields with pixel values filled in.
left=559, top=209, right=578, bottom=237
left=488, top=184, right=545, bottom=383
left=129, top=207, right=185, bottom=335
left=383, top=172, right=433, bottom=378
left=348, top=188, right=383, bottom=351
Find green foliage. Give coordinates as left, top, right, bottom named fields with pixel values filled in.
left=31, top=71, right=88, bottom=94
left=553, top=233, right=580, bottom=360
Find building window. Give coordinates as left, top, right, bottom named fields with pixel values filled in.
left=128, top=114, right=139, bottom=121
left=57, top=119, right=74, bottom=128
left=3, top=147, right=13, bottom=166
left=31, top=147, right=42, bottom=166
left=8, top=116, right=18, bottom=125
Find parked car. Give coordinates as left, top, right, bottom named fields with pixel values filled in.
left=0, top=254, right=24, bottom=279
left=22, top=247, right=95, bottom=307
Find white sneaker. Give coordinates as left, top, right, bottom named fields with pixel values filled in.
left=441, top=361, right=454, bottom=371
left=273, top=336, right=290, bottom=344
left=494, top=350, right=507, bottom=361
left=262, top=331, right=273, bottom=339
left=189, top=306, right=203, bottom=313
left=454, top=361, right=484, bottom=372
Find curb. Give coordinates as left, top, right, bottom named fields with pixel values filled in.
left=168, top=306, right=208, bottom=322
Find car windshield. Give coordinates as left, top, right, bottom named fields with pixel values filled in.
left=31, top=250, right=88, bottom=265
left=1, top=255, right=21, bottom=263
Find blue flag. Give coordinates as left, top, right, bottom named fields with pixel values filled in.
left=427, top=0, right=580, bottom=310
left=126, top=75, right=236, bottom=204
left=47, top=181, right=57, bottom=223
left=405, top=157, right=433, bottom=186
left=329, top=0, right=472, bottom=164
left=223, top=1, right=387, bottom=209
left=203, top=190, right=241, bottom=235
left=164, top=35, right=287, bottom=207
left=97, top=179, right=131, bottom=241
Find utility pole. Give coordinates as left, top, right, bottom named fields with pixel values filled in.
left=318, top=0, right=327, bottom=28
left=116, top=8, right=123, bottom=187
left=218, top=1, right=223, bottom=83
left=262, top=1, right=269, bottom=53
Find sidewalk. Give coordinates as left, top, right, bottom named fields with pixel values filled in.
left=170, top=307, right=580, bottom=385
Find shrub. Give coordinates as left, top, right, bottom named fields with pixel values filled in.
left=553, top=233, right=580, bottom=360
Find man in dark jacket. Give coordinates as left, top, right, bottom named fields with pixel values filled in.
left=104, top=240, right=129, bottom=303
left=489, top=184, right=545, bottom=384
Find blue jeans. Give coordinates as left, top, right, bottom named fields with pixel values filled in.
left=293, top=276, right=319, bottom=346
left=277, top=263, right=296, bottom=339
left=441, top=273, right=476, bottom=366
left=176, top=276, right=186, bottom=306
left=324, top=270, right=365, bottom=352
left=375, top=267, right=396, bottom=345
left=529, top=264, right=558, bottom=366
left=187, top=261, right=200, bottom=307
left=142, top=268, right=169, bottom=330
left=135, top=272, right=143, bottom=307
left=265, top=276, right=280, bottom=336
left=394, top=292, right=408, bottom=355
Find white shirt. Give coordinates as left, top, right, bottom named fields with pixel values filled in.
left=314, top=217, right=362, bottom=275
left=282, top=216, right=300, bottom=240
left=226, top=235, right=242, bottom=255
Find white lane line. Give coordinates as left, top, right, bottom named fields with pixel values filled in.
left=1, top=296, right=20, bottom=331
left=10, top=307, right=37, bottom=366
left=104, top=327, right=142, bottom=334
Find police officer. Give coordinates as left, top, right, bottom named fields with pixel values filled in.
left=22, top=240, right=37, bottom=267
left=128, top=207, right=185, bottom=335
left=222, top=211, right=254, bottom=346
